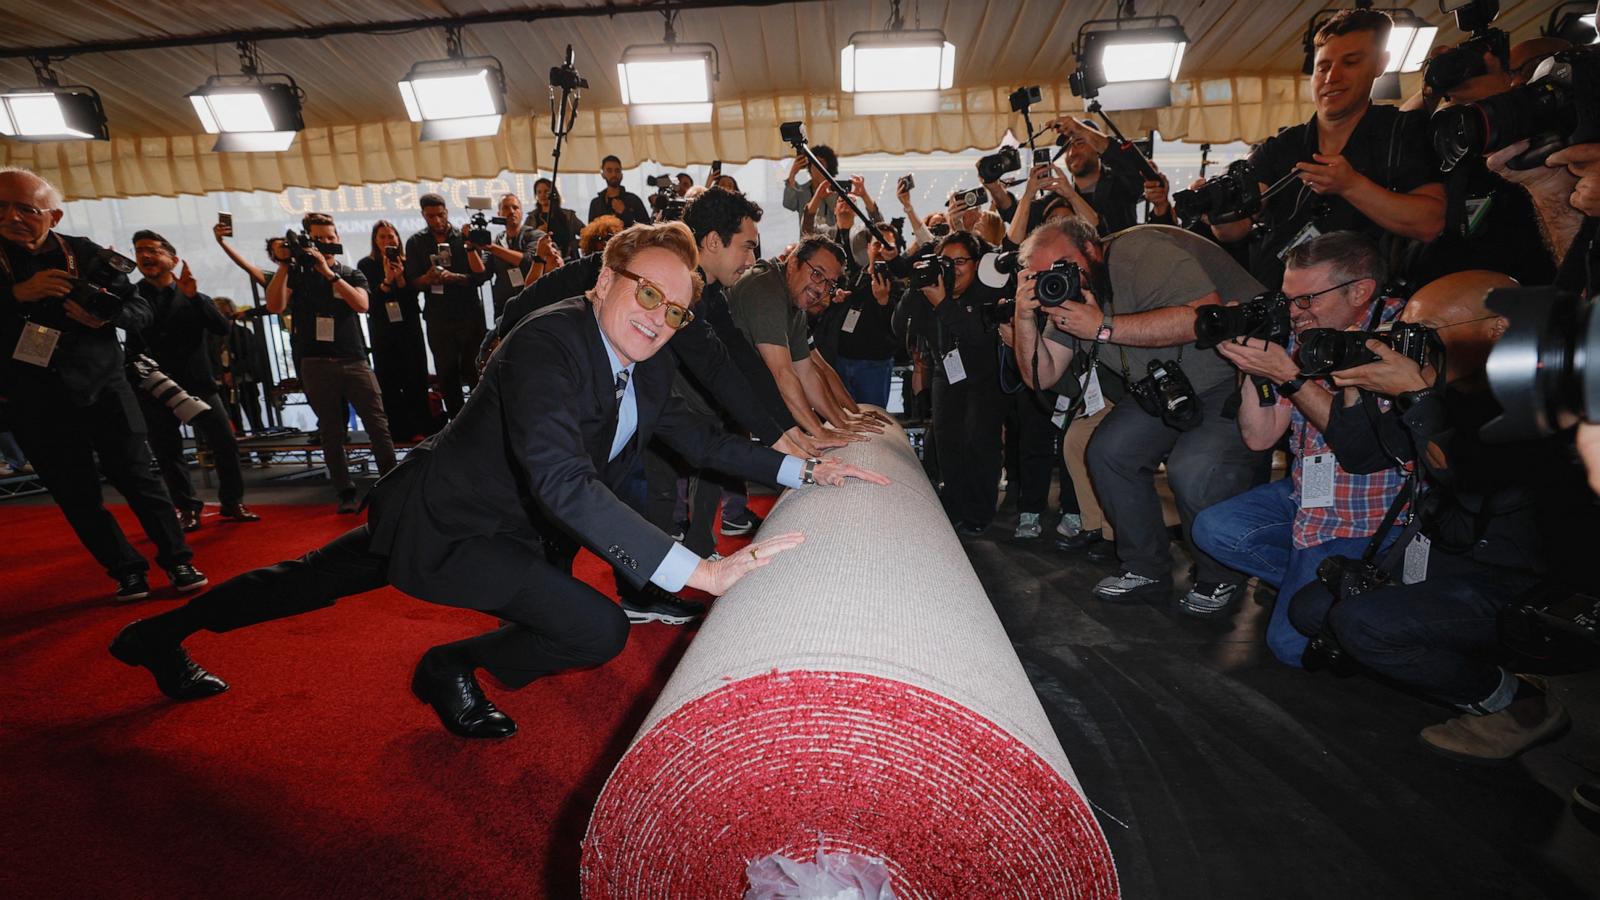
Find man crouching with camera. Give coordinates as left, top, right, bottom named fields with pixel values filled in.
left=0, top=166, right=205, bottom=600
left=1013, top=218, right=1267, bottom=607
left=1189, top=232, right=1406, bottom=662
left=1286, top=270, right=1591, bottom=763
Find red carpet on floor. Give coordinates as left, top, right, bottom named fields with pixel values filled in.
left=0, top=498, right=769, bottom=899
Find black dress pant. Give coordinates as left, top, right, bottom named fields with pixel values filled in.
left=223, top=381, right=267, bottom=435
left=187, top=524, right=630, bottom=690
left=1005, top=387, right=1058, bottom=516
left=425, top=318, right=486, bottom=419
left=7, top=380, right=192, bottom=578
left=142, top=389, right=245, bottom=510
left=372, top=328, right=434, bottom=439
left=930, top=372, right=1005, bottom=528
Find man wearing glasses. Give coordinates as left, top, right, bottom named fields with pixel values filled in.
left=1190, top=231, right=1406, bottom=664
left=112, top=222, right=889, bottom=740
left=728, top=236, right=881, bottom=444
left=0, top=167, right=205, bottom=601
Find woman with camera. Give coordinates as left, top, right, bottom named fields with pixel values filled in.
left=900, top=231, right=1006, bottom=536
left=359, top=221, right=433, bottom=442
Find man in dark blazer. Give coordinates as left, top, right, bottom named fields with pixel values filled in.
left=111, top=223, right=888, bottom=740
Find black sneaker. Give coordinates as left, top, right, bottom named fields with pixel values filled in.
left=166, top=564, right=208, bottom=593
left=336, top=490, right=359, bottom=514
left=620, top=584, right=706, bottom=625
left=720, top=508, right=763, bottom=536
left=114, top=572, right=151, bottom=602
left=1178, top=581, right=1240, bottom=618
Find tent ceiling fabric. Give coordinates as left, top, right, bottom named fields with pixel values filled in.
left=0, top=0, right=1562, bottom=200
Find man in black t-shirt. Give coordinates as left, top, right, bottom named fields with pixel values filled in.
left=268, top=213, right=397, bottom=512
left=404, top=193, right=490, bottom=420
left=588, top=155, right=652, bottom=228
left=1208, top=9, right=1445, bottom=289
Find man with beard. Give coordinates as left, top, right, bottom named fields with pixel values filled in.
left=1043, top=118, right=1146, bottom=235
left=588, top=155, right=652, bottom=229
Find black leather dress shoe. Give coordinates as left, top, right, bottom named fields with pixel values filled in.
left=109, top=621, right=229, bottom=700
left=411, top=650, right=517, bottom=739
left=1054, top=528, right=1103, bottom=553
left=219, top=503, right=261, bottom=522
left=178, top=506, right=202, bottom=532
left=1086, top=538, right=1117, bottom=563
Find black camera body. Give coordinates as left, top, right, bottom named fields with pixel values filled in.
left=1431, top=46, right=1600, bottom=172
left=977, top=146, right=1021, bottom=185
left=1173, top=160, right=1264, bottom=226
left=910, top=255, right=955, bottom=291
left=1035, top=260, right=1084, bottom=307
left=1009, top=85, right=1042, bottom=113
left=780, top=121, right=807, bottom=145
left=952, top=187, right=990, bottom=211
left=466, top=211, right=493, bottom=246
left=282, top=229, right=344, bottom=272
left=62, top=247, right=137, bottom=322
left=1296, top=322, right=1436, bottom=377
left=1301, top=555, right=1393, bottom=672
left=383, top=245, right=400, bottom=262
left=1193, top=292, right=1292, bottom=350
left=1424, top=29, right=1511, bottom=94
left=649, top=177, right=685, bottom=222
left=1129, top=359, right=1202, bottom=430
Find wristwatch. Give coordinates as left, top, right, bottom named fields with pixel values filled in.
left=1094, top=314, right=1114, bottom=344
left=801, top=457, right=821, bottom=485
left=326, top=271, right=343, bottom=285
left=1278, top=375, right=1307, bottom=396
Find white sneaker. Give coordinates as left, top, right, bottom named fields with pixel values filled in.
left=1013, top=513, right=1042, bottom=539
left=1093, top=572, right=1166, bottom=601
left=1056, top=513, right=1083, bottom=539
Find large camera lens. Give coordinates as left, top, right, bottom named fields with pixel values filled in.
left=1034, top=261, right=1081, bottom=307
left=1297, top=329, right=1377, bottom=376
left=1430, top=78, right=1574, bottom=171
left=1483, top=287, right=1600, bottom=441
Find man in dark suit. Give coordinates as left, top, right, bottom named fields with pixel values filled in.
left=111, top=222, right=888, bottom=740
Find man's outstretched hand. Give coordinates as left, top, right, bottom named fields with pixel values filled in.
left=810, top=457, right=891, bottom=487
left=686, top=531, right=806, bottom=595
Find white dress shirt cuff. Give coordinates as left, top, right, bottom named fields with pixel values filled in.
left=776, top=455, right=807, bottom=490
left=649, top=542, right=703, bottom=593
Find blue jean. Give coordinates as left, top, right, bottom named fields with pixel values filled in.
left=1191, top=477, right=1381, bottom=668
left=1287, top=558, right=1536, bottom=709
left=834, top=356, right=893, bottom=409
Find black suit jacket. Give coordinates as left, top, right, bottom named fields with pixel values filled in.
left=368, top=298, right=786, bottom=608
left=127, top=281, right=230, bottom=395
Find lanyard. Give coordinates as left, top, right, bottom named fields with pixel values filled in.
left=0, top=233, right=77, bottom=283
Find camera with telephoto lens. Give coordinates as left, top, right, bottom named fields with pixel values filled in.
left=1193, top=292, right=1292, bottom=350
left=1173, top=159, right=1264, bottom=226
left=282, top=229, right=344, bottom=273
left=1296, top=322, right=1436, bottom=377
left=1430, top=46, right=1600, bottom=172
left=977, top=146, right=1022, bottom=185
left=1301, top=555, right=1392, bottom=672
left=129, top=353, right=211, bottom=425
left=1129, top=359, right=1202, bottom=430
left=910, top=254, right=955, bottom=291
left=62, top=247, right=137, bottom=321
left=1480, top=286, right=1600, bottom=441
left=647, top=176, right=685, bottom=222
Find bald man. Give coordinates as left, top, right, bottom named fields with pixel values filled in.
left=1284, top=270, right=1594, bottom=763
left=0, top=167, right=205, bottom=601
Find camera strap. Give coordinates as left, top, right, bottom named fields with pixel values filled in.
left=1361, top=472, right=1423, bottom=573
left=0, top=233, right=78, bottom=286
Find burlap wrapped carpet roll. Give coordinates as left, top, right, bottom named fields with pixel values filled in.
left=582, top=418, right=1119, bottom=898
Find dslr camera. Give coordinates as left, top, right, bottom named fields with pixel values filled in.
left=282, top=229, right=344, bottom=273
left=1173, top=159, right=1264, bottom=226
left=1129, top=359, right=1202, bottom=431
left=464, top=195, right=503, bottom=246
left=646, top=175, right=685, bottom=222
left=1296, top=322, right=1436, bottom=377
left=910, top=254, right=955, bottom=291
left=61, top=247, right=137, bottom=322
left=1481, top=286, right=1600, bottom=441
left=1301, top=555, right=1392, bottom=673
left=1423, top=0, right=1510, bottom=96
left=988, top=250, right=1085, bottom=308
left=1431, top=45, right=1600, bottom=172
left=1193, top=292, right=1292, bottom=350
left=977, top=146, right=1021, bottom=185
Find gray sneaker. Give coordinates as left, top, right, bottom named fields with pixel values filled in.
left=1093, top=571, right=1166, bottom=602
left=1013, top=512, right=1042, bottom=539
left=1178, top=581, right=1240, bottom=618
left=1056, top=513, right=1083, bottom=539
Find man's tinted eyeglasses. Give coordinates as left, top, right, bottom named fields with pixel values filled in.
left=611, top=266, right=695, bottom=329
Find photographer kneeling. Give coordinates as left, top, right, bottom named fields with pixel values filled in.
left=1189, top=232, right=1405, bottom=661
left=1288, top=270, right=1588, bottom=763
left=1013, top=219, right=1267, bottom=605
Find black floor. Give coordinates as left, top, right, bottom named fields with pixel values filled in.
left=967, top=508, right=1600, bottom=900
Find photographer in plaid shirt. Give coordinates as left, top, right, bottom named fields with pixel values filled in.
left=1190, top=232, right=1406, bottom=665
